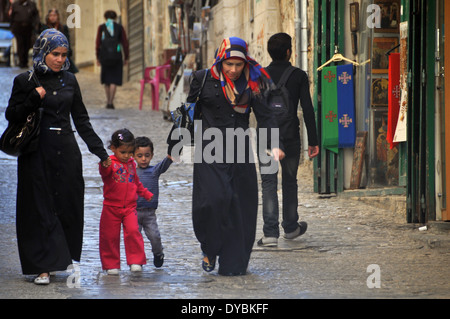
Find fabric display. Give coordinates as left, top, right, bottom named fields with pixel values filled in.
left=321, top=64, right=356, bottom=153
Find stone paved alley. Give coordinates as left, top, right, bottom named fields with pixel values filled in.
left=0, top=67, right=449, bottom=303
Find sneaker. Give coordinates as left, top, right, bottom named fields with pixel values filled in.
left=106, top=269, right=120, bottom=275
left=257, top=236, right=278, bottom=247
left=153, top=253, right=164, bottom=268
left=130, top=264, right=143, bottom=272
left=284, top=221, right=308, bottom=240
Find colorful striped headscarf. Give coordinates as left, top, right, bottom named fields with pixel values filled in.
left=32, top=28, right=70, bottom=74
left=211, top=37, right=271, bottom=114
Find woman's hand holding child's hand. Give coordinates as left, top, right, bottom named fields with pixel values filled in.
left=101, top=157, right=112, bottom=168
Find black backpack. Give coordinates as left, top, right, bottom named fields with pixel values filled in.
left=99, top=24, right=123, bottom=66
left=267, top=66, right=296, bottom=121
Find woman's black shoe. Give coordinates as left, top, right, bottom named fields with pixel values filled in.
left=202, top=254, right=216, bottom=272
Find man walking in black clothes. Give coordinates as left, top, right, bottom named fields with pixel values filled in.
left=10, top=0, right=39, bottom=68
left=257, top=33, right=319, bottom=247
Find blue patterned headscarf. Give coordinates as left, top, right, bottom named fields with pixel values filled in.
left=32, top=28, right=70, bottom=74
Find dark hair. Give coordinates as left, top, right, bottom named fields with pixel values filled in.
left=104, top=10, right=117, bottom=20
left=135, top=136, right=154, bottom=154
left=46, top=8, right=60, bottom=21
left=267, top=33, right=292, bottom=61
left=109, top=128, right=135, bottom=149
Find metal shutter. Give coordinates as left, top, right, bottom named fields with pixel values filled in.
left=127, top=0, right=144, bottom=81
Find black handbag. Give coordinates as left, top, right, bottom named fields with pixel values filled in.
left=0, top=72, right=43, bottom=157
left=170, top=69, right=208, bottom=145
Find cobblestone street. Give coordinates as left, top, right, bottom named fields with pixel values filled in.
left=0, top=67, right=449, bottom=304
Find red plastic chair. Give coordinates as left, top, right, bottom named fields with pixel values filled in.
left=139, top=64, right=171, bottom=110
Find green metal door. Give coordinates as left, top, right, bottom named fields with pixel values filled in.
left=313, top=0, right=345, bottom=194
left=405, top=0, right=437, bottom=223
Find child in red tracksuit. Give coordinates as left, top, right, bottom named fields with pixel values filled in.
left=99, top=129, right=153, bottom=274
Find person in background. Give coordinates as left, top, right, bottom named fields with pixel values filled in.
left=257, top=32, right=319, bottom=248
left=40, top=8, right=78, bottom=73
left=0, top=0, right=12, bottom=22
left=9, top=0, right=39, bottom=68
left=95, top=10, right=129, bottom=109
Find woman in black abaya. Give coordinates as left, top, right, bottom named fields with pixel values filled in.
left=170, top=37, right=284, bottom=276
left=5, top=29, right=110, bottom=284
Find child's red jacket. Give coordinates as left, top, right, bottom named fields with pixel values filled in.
left=99, top=155, right=153, bottom=208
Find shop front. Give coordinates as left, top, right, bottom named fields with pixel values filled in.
left=313, top=0, right=449, bottom=222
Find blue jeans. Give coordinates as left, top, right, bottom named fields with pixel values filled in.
left=259, top=140, right=301, bottom=238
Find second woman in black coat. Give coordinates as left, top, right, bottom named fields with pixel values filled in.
left=170, top=37, right=284, bottom=276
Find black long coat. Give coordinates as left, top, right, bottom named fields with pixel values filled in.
left=188, top=70, right=280, bottom=275
left=6, top=71, right=108, bottom=275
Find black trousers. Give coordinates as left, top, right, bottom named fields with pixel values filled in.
left=12, top=24, right=33, bottom=68
left=259, top=139, right=301, bottom=237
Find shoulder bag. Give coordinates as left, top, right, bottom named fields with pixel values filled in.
left=170, top=69, right=208, bottom=145
left=0, top=72, right=43, bottom=157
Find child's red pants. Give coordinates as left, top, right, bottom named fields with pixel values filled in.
left=99, top=205, right=146, bottom=270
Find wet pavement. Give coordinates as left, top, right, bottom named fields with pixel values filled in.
left=0, top=66, right=449, bottom=303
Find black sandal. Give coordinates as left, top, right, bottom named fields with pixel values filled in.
left=202, top=254, right=216, bottom=272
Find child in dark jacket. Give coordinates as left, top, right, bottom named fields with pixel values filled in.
left=99, top=129, right=153, bottom=275
left=134, top=136, right=172, bottom=268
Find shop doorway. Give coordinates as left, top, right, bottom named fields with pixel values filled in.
left=405, top=0, right=438, bottom=223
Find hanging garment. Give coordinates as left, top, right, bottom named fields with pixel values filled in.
left=387, top=53, right=400, bottom=149
left=336, top=64, right=356, bottom=148
left=322, top=66, right=339, bottom=153
left=321, top=64, right=356, bottom=153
